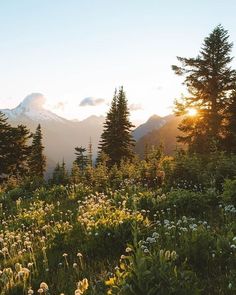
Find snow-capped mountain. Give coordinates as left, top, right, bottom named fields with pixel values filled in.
left=2, top=93, right=67, bottom=123
left=0, top=93, right=105, bottom=175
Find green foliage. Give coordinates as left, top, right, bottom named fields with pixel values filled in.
left=172, top=25, right=236, bottom=153
left=50, top=160, right=70, bottom=185
left=107, top=247, right=200, bottom=295
left=74, top=146, right=88, bottom=173
left=107, top=211, right=236, bottom=295
left=163, top=189, right=212, bottom=216
left=98, top=87, right=135, bottom=166
left=28, top=124, right=46, bottom=178
left=163, top=150, right=236, bottom=191
left=222, top=179, right=236, bottom=205
left=0, top=112, right=32, bottom=181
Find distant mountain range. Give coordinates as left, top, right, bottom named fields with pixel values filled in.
left=134, top=115, right=184, bottom=156
left=1, top=93, right=105, bottom=174
left=1, top=93, right=183, bottom=173
left=132, top=114, right=166, bottom=141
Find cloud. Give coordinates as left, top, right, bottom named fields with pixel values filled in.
left=129, top=103, right=143, bottom=111
left=21, top=93, right=46, bottom=110
left=79, top=97, right=105, bottom=107
left=53, top=101, right=66, bottom=111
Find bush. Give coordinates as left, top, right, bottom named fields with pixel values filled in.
left=222, top=179, right=236, bottom=205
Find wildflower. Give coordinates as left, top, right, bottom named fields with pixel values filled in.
left=40, top=282, right=49, bottom=291
left=28, top=262, right=34, bottom=268
left=76, top=278, right=89, bottom=294
left=171, top=251, right=177, bottom=260
left=125, top=247, right=133, bottom=253
left=165, top=250, right=170, bottom=260
left=146, top=237, right=156, bottom=243
left=15, top=263, right=22, bottom=272
left=152, top=232, right=159, bottom=238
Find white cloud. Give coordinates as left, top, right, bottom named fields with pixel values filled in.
left=79, top=97, right=106, bottom=107
left=129, top=103, right=143, bottom=111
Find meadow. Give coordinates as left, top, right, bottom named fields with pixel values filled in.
left=0, top=151, right=236, bottom=295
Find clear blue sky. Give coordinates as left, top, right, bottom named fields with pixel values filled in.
left=1, top=0, right=236, bottom=123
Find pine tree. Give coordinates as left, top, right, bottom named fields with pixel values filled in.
left=172, top=25, right=236, bottom=153
left=116, top=87, right=135, bottom=162
left=98, top=89, right=118, bottom=165
left=0, top=112, right=33, bottom=180
left=51, top=160, right=69, bottom=185
left=224, top=91, right=236, bottom=152
left=7, top=124, right=32, bottom=178
left=0, top=112, right=11, bottom=178
left=74, top=146, right=88, bottom=173
left=70, top=161, right=81, bottom=186
left=98, top=87, right=135, bottom=166
left=87, top=137, right=93, bottom=166
left=28, top=124, right=46, bottom=178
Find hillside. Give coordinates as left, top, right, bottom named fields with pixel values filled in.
left=135, top=115, right=184, bottom=156
left=1, top=93, right=105, bottom=172
left=132, top=114, right=166, bottom=141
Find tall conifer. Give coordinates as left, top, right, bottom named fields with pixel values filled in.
left=98, top=87, right=135, bottom=166
left=28, top=124, right=46, bottom=178
left=172, top=25, right=236, bottom=153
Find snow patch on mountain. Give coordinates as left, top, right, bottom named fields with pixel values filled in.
left=1, top=93, right=66, bottom=122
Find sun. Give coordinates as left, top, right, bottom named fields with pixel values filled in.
left=187, top=108, right=198, bottom=116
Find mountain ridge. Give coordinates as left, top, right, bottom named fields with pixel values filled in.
left=0, top=93, right=105, bottom=174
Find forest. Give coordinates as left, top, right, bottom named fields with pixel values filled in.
left=0, top=25, right=236, bottom=295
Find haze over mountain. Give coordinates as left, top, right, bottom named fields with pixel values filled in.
left=132, top=114, right=167, bottom=141
left=134, top=115, right=183, bottom=157
left=1, top=93, right=183, bottom=173
left=1, top=93, right=105, bottom=173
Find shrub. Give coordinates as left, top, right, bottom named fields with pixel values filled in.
left=222, top=179, right=236, bottom=205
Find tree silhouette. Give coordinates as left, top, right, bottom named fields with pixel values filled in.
left=172, top=25, right=236, bottom=153
left=28, top=124, right=46, bottom=178
left=98, top=87, right=135, bottom=166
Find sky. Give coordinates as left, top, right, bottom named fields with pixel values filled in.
left=0, top=0, right=236, bottom=125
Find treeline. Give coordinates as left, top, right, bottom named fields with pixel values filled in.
left=49, top=86, right=136, bottom=185
left=0, top=115, right=46, bottom=181
left=1, top=25, right=236, bottom=188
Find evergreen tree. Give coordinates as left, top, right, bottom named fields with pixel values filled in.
left=74, top=146, right=88, bottom=173
left=98, top=87, right=135, bottom=166
left=172, top=25, right=236, bottom=153
left=116, top=87, right=135, bottom=163
left=7, top=124, right=32, bottom=178
left=0, top=112, right=11, bottom=177
left=28, top=124, right=46, bottom=178
left=224, top=91, right=236, bottom=152
left=98, top=90, right=118, bottom=165
left=51, top=160, right=69, bottom=185
left=70, top=161, right=81, bottom=186
left=87, top=137, right=93, bottom=166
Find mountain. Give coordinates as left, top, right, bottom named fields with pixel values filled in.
left=132, top=114, right=166, bottom=141
left=135, top=115, right=184, bottom=156
left=2, top=93, right=67, bottom=123
left=1, top=93, right=105, bottom=174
